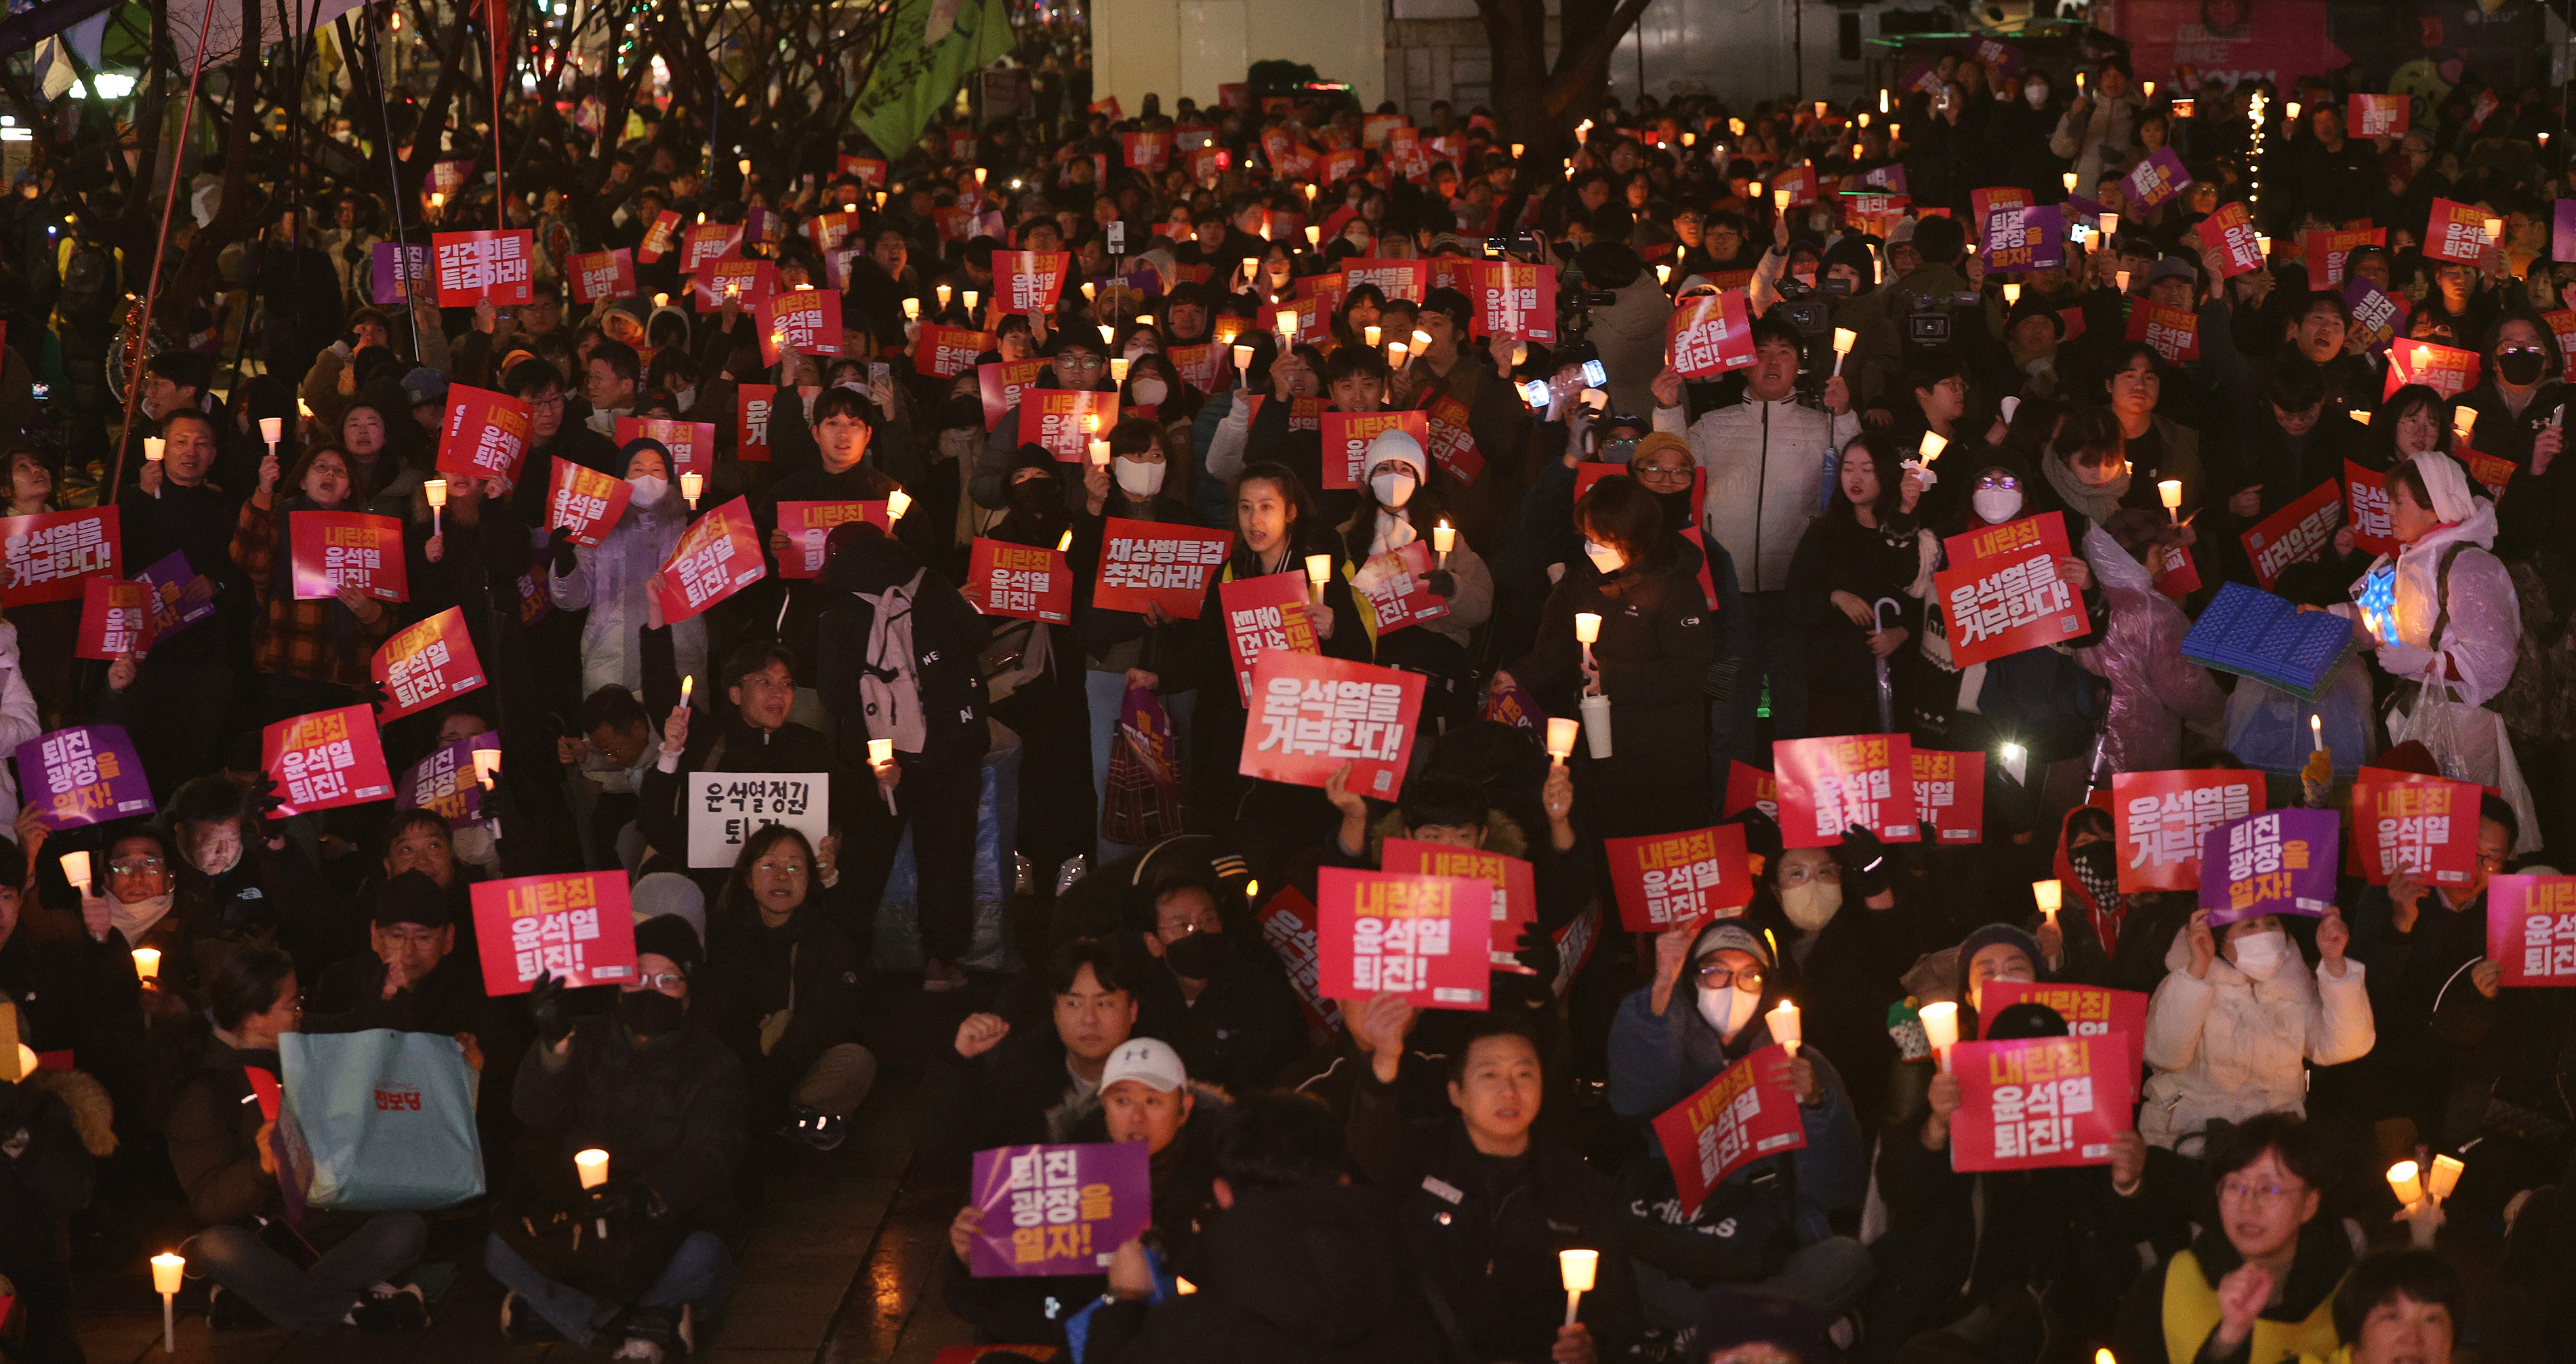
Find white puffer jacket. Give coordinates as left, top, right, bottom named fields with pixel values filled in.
left=548, top=495, right=709, bottom=702
left=1653, top=393, right=1858, bottom=593
left=2139, top=921, right=2375, bottom=1151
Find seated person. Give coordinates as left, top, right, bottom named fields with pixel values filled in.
left=697, top=826, right=876, bottom=1150
left=303, top=870, right=503, bottom=1045
left=2327, top=1249, right=2462, bottom=1364
left=1128, top=866, right=1307, bottom=1095
left=165, top=943, right=430, bottom=1333
left=920, top=941, right=1138, bottom=1180
left=2112, top=1111, right=2354, bottom=1364
left=487, top=915, right=745, bottom=1361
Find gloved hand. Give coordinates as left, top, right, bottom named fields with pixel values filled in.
left=247, top=773, right=286, bottom=826
left=355, top=675, right=392, bottom=716
left=529, top=971, right=575, bottom=1047
left=1511, top=919, right=1560, bottom=984
left=548, top=526, right=579, bottom=577
left=1423, top=569, right=1456, bottom=598
left=1835, top=824, right=1893, bottom=900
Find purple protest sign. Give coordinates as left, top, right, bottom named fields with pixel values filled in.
left=2344, top=277, right=2409, bottom=354
left=966, top=1142, right=1153, bottom=1277
left=2199, top=807, right=2342, bottom=926
left=1861, top=163, right=1908, bottom=197
left=395, top=733, right=498, bottom=828
left=134, top=551, right=216, bottom=644
left=15, top=725, right=154, bottom=830
left=2555, top=200, right=2576, bottom=264
left=371, top=243, right=430, bottom=306
left=2123, top=148, right=2190, bottom=211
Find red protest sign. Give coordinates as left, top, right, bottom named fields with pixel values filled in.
left=430, top=230, right=535, bottom=306
left=2352, top=94, right=2409, bottom=138
left=2487, top=874, right=2576, bottom=987
left=689, top=261, right=777, bottom=311
left=436, top=384, right=533, bottom=483
left=1979, top=980, right=2149, bottom=1055
left=2241, top=480, right=2344, bottom=590
left=567, top=248, right=635, bottom=305
left=1320, top=409, right=1431, bottom=490
left=1474, top=261, right=1557, bottom=341
left=2304, top=228, right=2385, bottom=287
left=1167, top=343, right=1226, bottom=397
left=614, top=418, right=718, bottom=482
left=1385, top=837, right=1536, bottom=957
left=0, top=507, right=119, bottom=605
left=917, top=324, right=992, bottom=378
left=2425, top=198, right=2491, bottom=264
left=1219, top=571, right=1320, bottom=704
left=1346, top=258, right=1429, bottom=302
left=964, top=538, right=1073, bottom=623
left=649, top=497, right=766, bottom=624
left=371, top=607, right=487, bottom=721
left=1252, top=884, right=1342, bottom=1043
left=996, top=250, right=1072, bottom=314
left=2150, top=542, right=2200, bottom=598
left=836, top=154, right=888, bottom=187
left=2385, top=338, right=2480, bottom=398
left=1723, top=761, right=1779, bottom=821
left=2194, top=203, right=2264, bottom=278
left=1605, top=824, right=1753, bottom=931
left=1933, top=515, right=2083, bottom=666
left=1242, top=650, right=1425, bottom=798
left=75, top=579, right=151, bottom=660
left=756, top=289, right=844, bottom=363
left=978, top=359, right=1049, bottom=431
left=678, top=222, right=744, bottom=275
left=2459, top=449, right=2516, bottom=501
left=547, top=459, right=634, bottom=546
left=1121, top=130, right=1172, bottom=169
left=2349, top=771, right=2479, bottom=886
left=472, top=872, right=638, bottom=995
left=1314, top=867, right=1491, bottom=1009
left=1092, top=518, right=1233, bottom=618
left=1426, top=395, right=1483, bottom=484
left=1773, top=734, right=1918, bottom=848
left=735, top=384, right=777, bottom=461
left=2124, top=300, right=2201, bottom=363
left=2345, top=460, right=2398, bottom=557
left=1669, top=291, right=1757, bottom=376
left=1651, top=1045, right=1805, bottom=1208
left=2547, top=310, right=2576, bottom=382
left=1948, top=1035, right=2130, bottom=1172
left=1019, top=389, right=1118, bottom=462
left=636, top=210, right=681, bottom=263
left=289, top=511, right=405, bottom=602
left=775, top=501, right=890, bottom=578
left=2112, top=768, right=2264, bottom=892
left=1351, top=541, right=1448, bottom=635
left=1912, top=749, right=1986, bottom=843
left=261, top=705, right=395, bottom=814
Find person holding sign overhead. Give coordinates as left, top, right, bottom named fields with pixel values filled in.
left=230, top=445, right=400, bottom=721
left=548, top=438, right=708, bottom=703
left=757, top=385, right=934, bottom=704
left=2139, top=899, right=2372, bottom=1155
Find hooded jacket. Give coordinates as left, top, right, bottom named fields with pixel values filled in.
left=816, top=539, right=994, bottom=769
left=2140, top=921, right=2375, bottom=1149
left=2077, top=527, right=2228, bottom=776
left=2340, top=498, right=2519, bottom=707
left=1653, top=390, right=1860, bottom=593
left=549, top=486, right=709, bottom=701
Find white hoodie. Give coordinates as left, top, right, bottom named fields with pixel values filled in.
left=2139, top=921, right=2374, bottom=1151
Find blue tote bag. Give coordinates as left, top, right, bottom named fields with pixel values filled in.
left=280, top=1029, right=486, bottom=1211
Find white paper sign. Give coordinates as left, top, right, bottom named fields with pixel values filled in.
left=687, top=771, right=831, bottom=868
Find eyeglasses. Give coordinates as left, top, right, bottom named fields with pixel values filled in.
left=2218, top=1178, right=2308, bottom=1205
left=109, top=857, right=168, bottom=875
left=635, top=972, right=686, bottom=991
left=1157, top=917, right=1219, bottom=938
left=1692, top=961, right=1766, bottom=992
left=754, top=860, right=809, bottom=877
left=1777, top=859, right=1841, bottom=887
left=1634, top=462, right=1694, bottom=483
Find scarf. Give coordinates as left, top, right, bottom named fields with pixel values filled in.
left=2041, top=452, right=2129, bottom=526
left=113, top=891, right=176, bottom=946
left=2413, top=450, right=2479, bottom=525
left=855, top=568, right=928, bottom=754
left=1368, top=507, right=1418, bottom=557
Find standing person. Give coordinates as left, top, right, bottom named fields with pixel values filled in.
left=1785, top=433, right=1931, bottom=738
left=546, top=439, right=708, bottom=702
left=757, top=386, right=937, bottom=699
left=119, top=411, right=248, bottom=790
left=230, top=445, right=400, bottom=721
left=1336, top=428, right=1493, bottom=734
left=1071, top=418, right=1206, bottom=864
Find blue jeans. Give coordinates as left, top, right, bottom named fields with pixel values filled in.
left=1709, top=589, right=1807, bottom=776
left=483, top=1230, right=735, bottom=1348
left=1086, top=670, right=1193, bottom=864
left=194, top=1212, right=426, bottom=1334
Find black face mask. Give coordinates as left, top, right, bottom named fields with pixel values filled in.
left=2499, top=348, right=2548, bottom=386
left=1009, top=478, right=1061, bottom=516
left=1652, top=487, right=1698, bottom=530
left=2070, top=841, right=2116, bottom=880
left=1162, top=931, right=1228, bottom=980
left=617, top=988, right=685, bottom=1039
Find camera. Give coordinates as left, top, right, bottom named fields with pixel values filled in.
left=1904, top=290, right=1983, bottom=350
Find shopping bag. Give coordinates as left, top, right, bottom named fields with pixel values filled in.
left=279, top=1028, right=485, bottom=1210
left=1102, top=687, right=1185, bottom=845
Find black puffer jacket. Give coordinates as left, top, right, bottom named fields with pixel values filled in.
left=817, top=550, right=994, bottom=770
left=510, top=1014, right=748, bottom=1235
left=698, top=898, right=866, bottom=1124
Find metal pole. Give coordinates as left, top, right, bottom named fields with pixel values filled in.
left=360, top=11, right=424, bottom=357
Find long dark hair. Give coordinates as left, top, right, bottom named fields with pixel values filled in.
left=722, top=824, right=819, bottom=919
left=1826, top=431, right=1913, bottom=527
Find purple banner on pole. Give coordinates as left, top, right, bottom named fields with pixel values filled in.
left=134, top=550, right=216, bottom=643
left=965, top=1142, right=1153, bottom=1278
left=16, top=725, right=154, bottom=830
left=371, top=243, right=430, bottom=306
left=2199, top=807, right=2342, bottom=925
left=395, top=733, right=498, bottom=827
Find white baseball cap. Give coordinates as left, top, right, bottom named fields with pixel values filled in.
left=1097, top=1038, right=1187, bottom=1094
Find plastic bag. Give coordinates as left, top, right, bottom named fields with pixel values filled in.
left=1102, top=687, right=1185, bottom=846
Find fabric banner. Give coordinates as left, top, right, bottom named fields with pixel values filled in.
left=1320, top=409, right=1430, bottom=490
left=964, top=1142, right=1153, bottom=1278
left=687, top=771, right=830, bottom=868
left=435, top=383, right=533, bottom=484
left=1947, top=1035, right=2129, bottom=1173
left=470, top=871, right=637, bottom=995
left=371, top=607, right=487, bottom=722
left=1934, top=515, right=2082, bottom=666
left=262, top=706, right=394, bottom=815
left=2348, top=771, right=2478, bottom=886
left=964, top=538, right=1072, bottom=623
left=2199, top=807, right=2339, bottom=924
left=1314, top=867, right=1491, bottom=1009
left=776, top=501, right=891, bottom=579
left=396, top=732, right=498, bottom=827
left=289, top=511, right=406, bottom=603
left=75, top=578, right=150, bottom=660
left=15, top=725, right=152, bottom=830
left=1774, top=734, right=1918, bottom=847
left=1092, top=519, right=1231, bottom=618
left=2241, top=480, right=2344, bottom=591
left=1240, top=651, right=1425, bottom=798
left=546, top=460, right=634, bottom=546
left=649, top=497, right=766, bottom=624
left=2486, top=874, right=2576, bottom=987
left=1650, top=1044, right=1805, bottom=1211
left=1912, top=749, right=1985, bottom=843
left=1605, top=824, right=1753, bottom=931
left=2112, top=768, right=2263, bottom=892
left=0, top=506, right=119, bottom=605
left=1218, top=572, right=1319, bottom=704
left=430, top=230, right=534, bottom=306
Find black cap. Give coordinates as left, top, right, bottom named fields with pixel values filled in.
left=373, top=870, right=454, bottom=930
left=1987, top=1001, right=2072, bottom=1041
left=634, top=913, right=703, bottom=978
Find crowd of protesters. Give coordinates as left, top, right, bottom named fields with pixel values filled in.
left=3, top=22, right=2575, bottom=1364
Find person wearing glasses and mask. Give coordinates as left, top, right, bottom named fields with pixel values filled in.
left=970, top=330, right=1116, bottom=511
left=1126, top=868, right=1305, bottom=1096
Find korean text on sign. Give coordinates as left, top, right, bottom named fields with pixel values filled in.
left=1934, top=514, right=2080, bottom=666
left=1977, top=980, right=2148, bottom=1051
left=2487, top=874, right=2576, bottom=986
left=547, top=460, right=633, bottom=546
left=1648, top=1044, right=1805, bottom=1209
left=2241, top=481, right=2344, bottom=591
left=2201, top=807, right=2337, bottom=925
left=2112, top=769, right=2261, bottom=892
left=2345, top=462, right=2397, bottom=556
left=1911, top=748, right=1985, bottom=842
left=1242, top=652, right=1424, bottom=797
left=371, top=607, right=487, bottom=721
left=16, top=725, right=153, bottom=830
left=1314, top=868, right=1490, bottom=1008
left=1606, top=824, right=1751, bottom=931
left=1092, top=520, right=1231, bottom=619
left=687, top=772, right=830, bottom=868
left=1948, top=1035, right=2128, bottom=1173
left=470, top=872, right=638, bottom=995
left=1, top=508, right=119, bottom=605
left=398, top=733, right=497, bottom=826
left=289, top=512, right=405, bottom=603
left=966, top=1142, right=1151, bottom=1278
left=966, top=538, right=1071, bottom=624
left=261, top=706, right=394, bottom=815
left=651, top=497, right=765, bottom=623
left=1774, top=733, right=1918, bottom=847
left=1218, top=571, right=1318, bottom=704
left=430, top=230, right=534, bottom=306
left=2351, top=774, right=2477, bottom=886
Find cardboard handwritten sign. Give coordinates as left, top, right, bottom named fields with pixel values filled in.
left=1351, top=541, right=1448, bottom=635
left=1934, top=515, right=2082, bottom=666
left=1668, top=290, right=1755, bottom=377
left=965, top=1142, right=1153, bottom=1278
left=614, top=417, right=718, bottom=482
left=371, top=607, right=487, bottom=722
left=136, top=550, right=215, bottom=643
left=567, top=248, right=634, bottom=305
left=1092, top=519, right=1231, bottom=618
left=1314, top=867, right=1490, bottom=1009
left=687, top=771, right=830, bottom=868
left=1912, top=749, right=1985, bottom=843
left=2125, top=300, right=2201, bottom=363
left=2487, top=874, right=2576, bottom=987
left=1218, top=571, right=1318, bottom=704
left=996, top=249, right=1072, bottom=314
left=2348, top=771, right=2478, bottom=885
left=1019, top=389, right=1119, bottom=462
left=2112, top=768, right=2263, bottom=892
left=1384, top=837, right=1536, bottom=963
left=261, top=706, right=394, bottom=815
left=15, top=725, right=153, bottom=830
left=430, top=230, right=534, bottom=306
left=1605, top=824, right=1753, bottom=931
left=2424, top=197, right=2491, bottom=264
left=546, top=459, right=634, bottom=546
left=2241, top=480, right=2344, bottom=590
left=289, top=511, right=406, bottom=603
left=649, top=497, right=766, bottom=624
left=1773, top=734, right=1917, bottom=848
left=1, top=507, right=119, bottom=605
left=1242, top=651, right=1425, bottom=798
left=964, top=538, right=1072, bottom=623
left=1723, top=761, right=1779, bottom=821
left=2199, top=807, right=2339, bottom=924
left=75, top=578, right=152, bottom=660
left=774, top=501, right=890, bottom=578
left=436, top=383, right=533, bottom=484
left=1978, top=981, right=2148, bottom=1056
left=396, top=732, right=498, bottom=827
left=2345, top=460, right=2398, bottom=557
left=2385, top=338, right=2479, bottom=399
left=977, top=358, right=1050, bottom=431
left=472, top=872, right=637, bottom=995
left=1947, top=1035, right=2129, bottom=1172
left=916, top=324, right=991, bottom=379
left=1651, top=1045, right=1805, bottom=1210
left=1321, top=409, right=1431, bottom=490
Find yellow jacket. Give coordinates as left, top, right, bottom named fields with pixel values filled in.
left=2161, top=1247, right=2344, bottom=1364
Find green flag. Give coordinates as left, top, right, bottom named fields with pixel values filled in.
left=851, top=0, right=1015, bottom=156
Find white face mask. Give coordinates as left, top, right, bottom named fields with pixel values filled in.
left=630, top=474, right=669, bottom=506
left=1123, top=342, right=1153, bottom=361
left=1585, top=539, right=1627, bottom=574
left=2230, top=929, right=2290, bottom=981
left=1697, top=981, right=1763, bottom=1039
left=1971, top=487, right=2023, bottom=523
left=1113, top=456, right=1166, bottom=497
left=1130, top=378, right=1168, bottom=407
left=1371, top=470, right=1417, bottom=508
left=1782, top=880, right=1843, bottom=934
left=2025, top=85, right=2050, bottom=107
